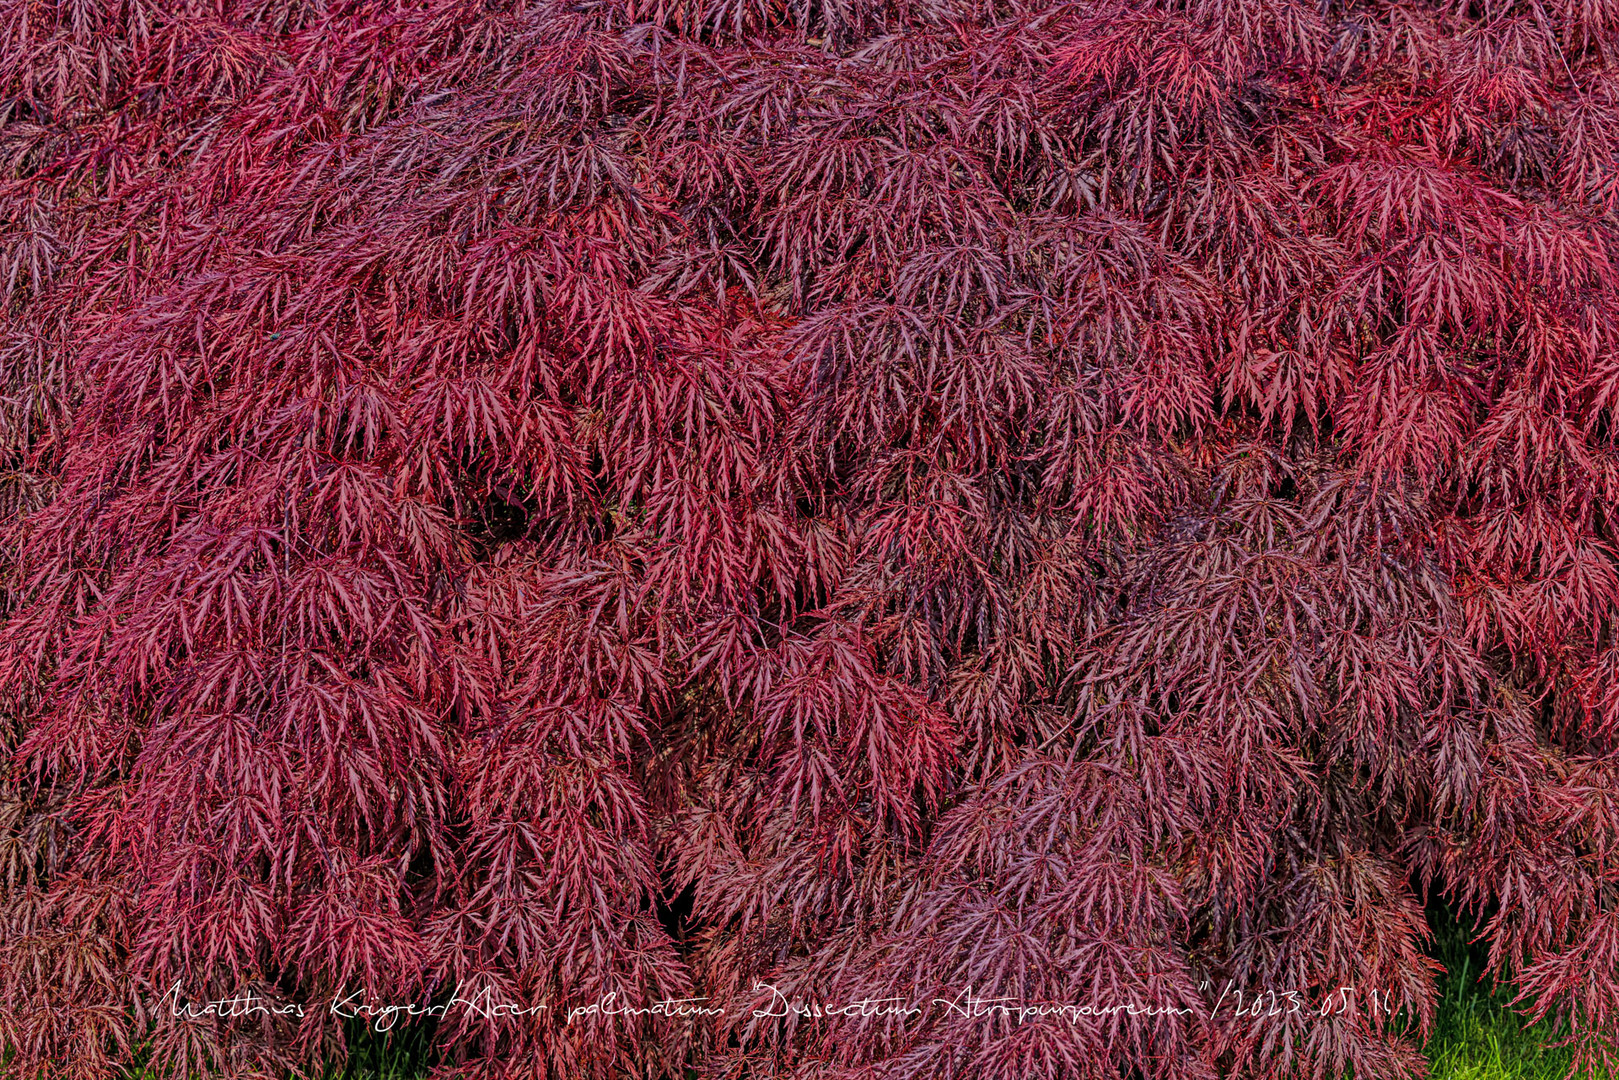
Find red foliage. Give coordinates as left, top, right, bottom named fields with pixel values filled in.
left=4, top=0, right=1619, bottom=1077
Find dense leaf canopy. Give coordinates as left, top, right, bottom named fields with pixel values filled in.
left=4, top=0, right=1619, bottom=1077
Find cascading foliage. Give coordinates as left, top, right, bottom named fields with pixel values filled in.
left=4, top=0, right=1619, bottom=1076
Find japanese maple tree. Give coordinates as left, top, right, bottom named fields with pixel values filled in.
left=4, top=0, right=1619, bottom=1077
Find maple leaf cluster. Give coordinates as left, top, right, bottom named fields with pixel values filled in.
left=4, top=0, right=1619, bottom=1076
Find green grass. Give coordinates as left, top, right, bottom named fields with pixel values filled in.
left=1424, top=907, right=1610, bottom=1080
left=1427, top=989, right=1579, bottom=1080
left=321, top=1017, right=437, bottom=1080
